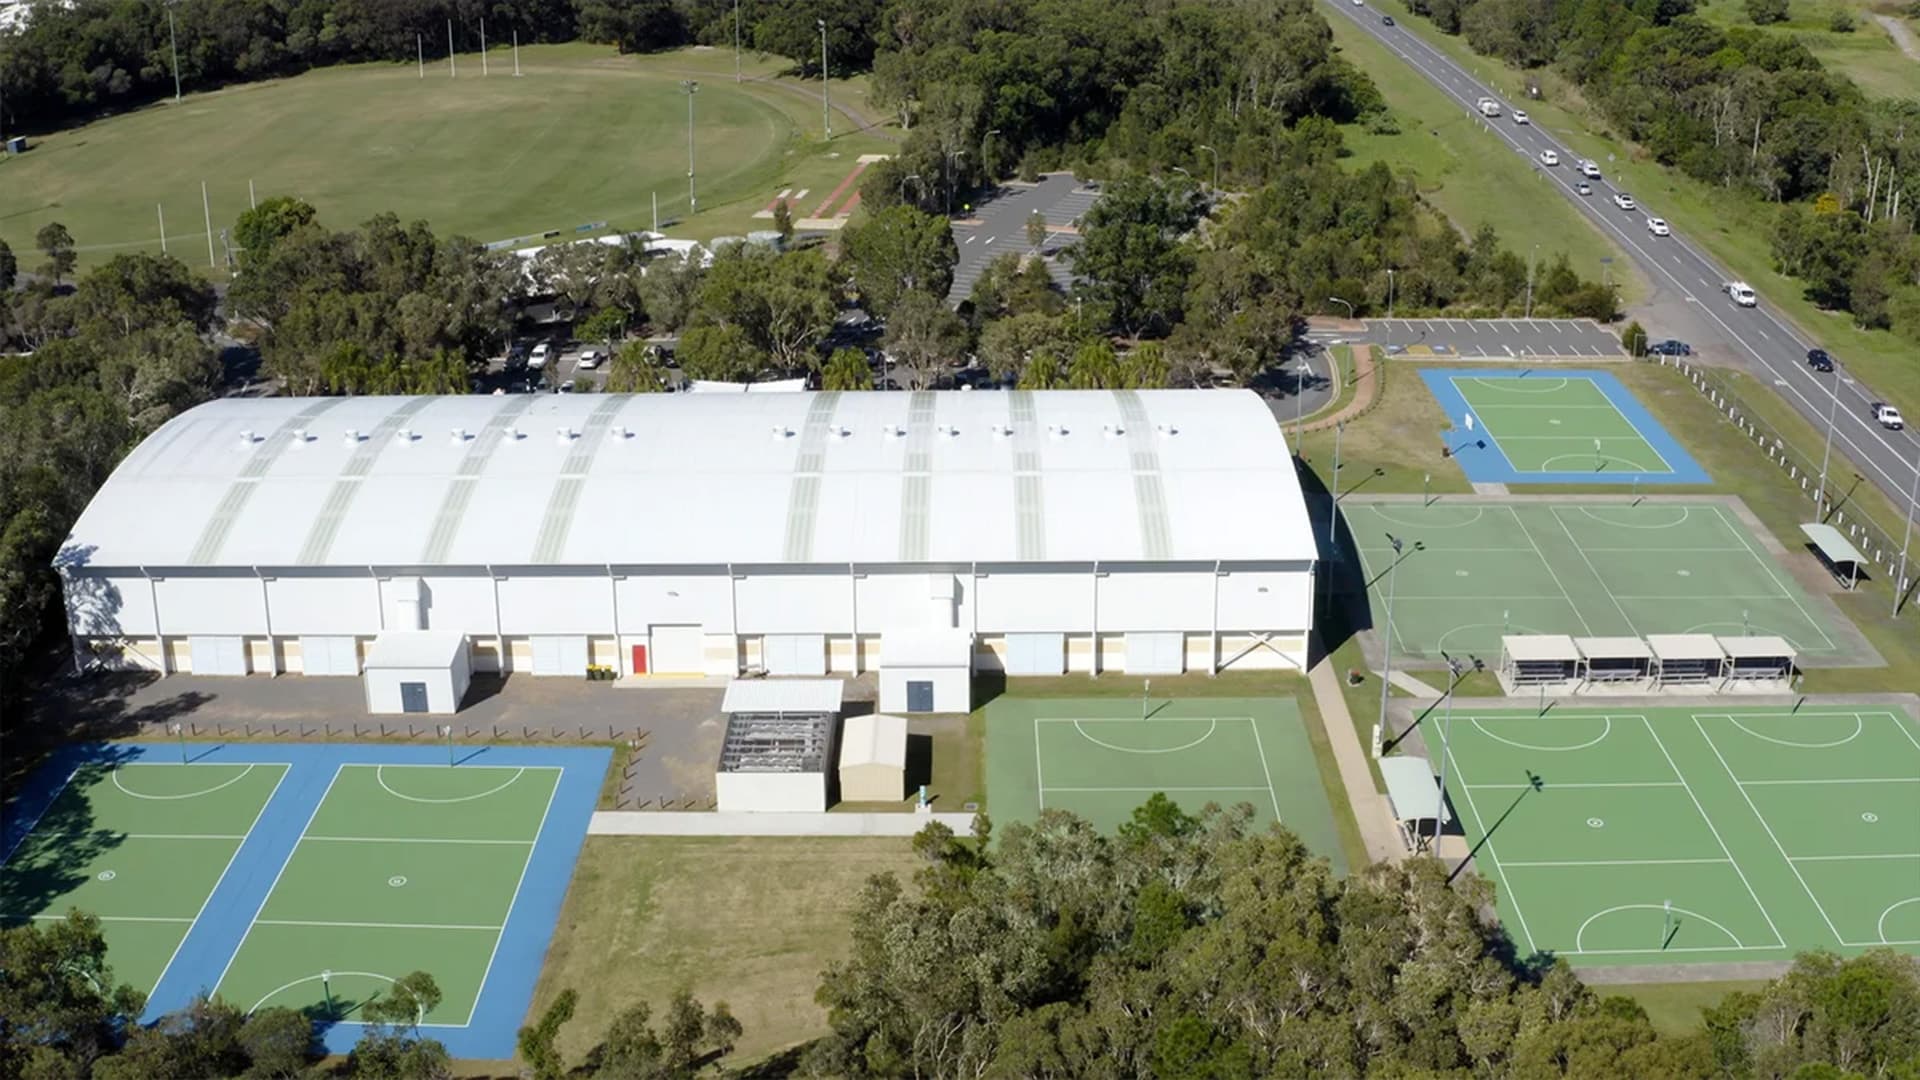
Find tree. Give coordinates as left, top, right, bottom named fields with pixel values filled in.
left=0, top=912, right=147, bottom=1077
left=1067, top=177, right=1200, bottom=338
left=637, top=250, right=706, bottom=334
left=576, top=0, right=687, bottom=53
left=346, top=1028, right=453, bottom=1080
left=979, top=312, right=1083, bottom=383
left=881, top=290, right=968, bottom=389
left=35, top=223, right=76, bottom=287
left=577, top=307, right=627, bottom=354
left=773, top=199, right=795, bottom=245
left=236, top=1007, right=317, bottom=1078
left=0, top=238, right=16, bottom=292
left=1621, top=320, right=1649, bottom=356
left=584, top=993, right=743, bottom=1078
left=605, top=341, right=670, bottom=392
left=1121, top=341, right=1170, bottom=388
left=841, top=205, right=958, bottom=318
left=967, top=254, right=1065, bottom=326
left=1066, top=339, right=1122, bottom=388
left=1027, top=210, right=1049, bottom=252
left=822, top=347, right=874, bottom=390
left=1746, top=0, right=1789, bottom=22
left=517, top=988, right=577, bottom=1080
left=232, top=196, right=318, bottom=264
left=361, top=971, right=442, bottom=1034
left=678, top=323, right=764, bottom=383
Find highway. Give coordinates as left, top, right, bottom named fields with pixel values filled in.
left=1318, top=0, right=1920, bottom=514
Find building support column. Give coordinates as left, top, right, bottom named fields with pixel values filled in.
left=1210, top=561, right=1221, bottom=676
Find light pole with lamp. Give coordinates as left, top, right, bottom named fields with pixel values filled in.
left=681, top=80, right=699, bottom=214
left=1896, top=443, right=1920, bottom=616
left=734, top=0, right=742, bottom=82
left=945, top=149, right=967, bottom=216
left=1386, top=268, right=1396, bottom=320
left=1328, top=296, right=1354, bottom=319
left=1430, top=652, right=1467, bottom=855
left=1198, top=144, right=1219, bottom=189
left=1172, top=165, right=1192, bottom=181
left=166, top=1, right=183, bottom=101
left=818, top=19, right=830, bottom=139
left=1524, top=243, right=1539, bottom=318
left=1377, top=533, right=1422, bottom=742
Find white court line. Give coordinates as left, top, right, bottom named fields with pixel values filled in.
left=1509, top=506, right=1594, bottom=635
left=1035, top=716, right=1255, bottom=724
left=1738, top=777, right=1920, bottom=786
left=212, top=765, right=341, bottom=996
left=253, top=919, right=504, bottom=931
left=300, top=835, right=537, bottom=845
left=1693, top=718, right=1845, bottom=946
left=1439, top=731, right=1539, bottom=954
left=1709, top=505, right=1838, bottom=651
left=1387, top=595, right=1574, bottom=601
left=1577, top=547, right=1755, bottom=553
left=1643, top=717, right=1787, bottom=948
left=150, top=764, right=289, bottom=996
left=126, top=833, right=251, bottom=840
left=1, top=767, right=79, bottom=866
left=1788, top=853, right=1920, bottom=861
left=1467, top=780, right=1681, bottom=789
left=1611, top=594, right=1809, bottom=601
left=1890, top=711, right=1920, bottom=755
left=1564, top=944, right=1782, bottom=956
left=1247, top=715, right=1285, bottom=822
left=468, top=767, right=564, bottom=1026
left=23, top=913, right=195, bottom=923
left=1034, top=718, right=1046, bottom=810
left=1045, top=785, right=1273, bottom=793
left=1552, top=506, right=1640, bottom=637
left=1501, top=857, right=1730, bottom=867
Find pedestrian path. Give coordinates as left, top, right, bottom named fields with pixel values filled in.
left=1306, top=658, right=1409, bottom=866
left=590, top=810, right=975, bottom=837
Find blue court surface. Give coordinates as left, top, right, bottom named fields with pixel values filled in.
left=1, top=741, right=607, bottom=1058
left=1420, top=368, right=1710, bottom=485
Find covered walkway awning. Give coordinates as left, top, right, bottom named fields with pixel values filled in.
left=1380, top=755, right=1448, bottom=827
left=1801, top=522, right=1865, bottom=588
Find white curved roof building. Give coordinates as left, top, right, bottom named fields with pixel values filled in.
left=59, top=390, right=1317, bottom=686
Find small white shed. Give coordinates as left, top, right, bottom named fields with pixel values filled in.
left=715, top=678, right=842, bottom=812
left=364, top=631, right=471, bottom=715
left=838, top=713, right=909, bottom=802
left=879, top=629, right=971, bottom=714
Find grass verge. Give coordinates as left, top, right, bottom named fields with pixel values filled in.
left=1608, top=979, right=1768, bottom=1035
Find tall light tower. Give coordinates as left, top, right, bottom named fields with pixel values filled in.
left=818, top=19, right=831, bottom=139
left=1376, top=533, right=1421, bottom=742
left=734, top=0, right=742, bottom=82
left=167, top=1, right=182, bottom=101
left=682, top=80, right=699, bottom=214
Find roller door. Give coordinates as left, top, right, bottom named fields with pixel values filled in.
left=190, top=636, right=248, bottom=675
left=1124, top=632, right=1185, bottom=675
left=763, top=634, right=827, bottom=676
left=300, top=636, right=360, bottom=676
left=1005, top=633, right=1065, bottom=676
left=531, top=635, right=588, bottom=676
left=648, top=625, right=704, bottom=675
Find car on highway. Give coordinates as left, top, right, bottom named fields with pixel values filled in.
left=1579, top=160, right=1602, bottom=179
left=1871, top=402, right=1905, bottom=430
left=1806, top=348, right=1834, bottom=372
left=1576, top=181, right=1592, bottom=196
left=1725, top=281, right=1758, bottom=307
left=1381, top=13, right=1395, bottom=23
left=1646, top=217, right=1670, bottom=237
left=1646, top=339, right=1692, bottom=357
left=1612, top=192, right=1636, bottom=210
left=576, top=349, right=603, bottom=370
left=1513, top=110, right=1529, bottom=124
left=1539, top=149, right=1559, bottom=166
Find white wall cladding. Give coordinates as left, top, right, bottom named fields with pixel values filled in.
left=974, top=569, right=1094, bottom=633
left=734, top=571, right=850, bottom=634
left=496, top=572, right=611, bottom=634
left=1094, top=568, right=1214, bottom=632
left=65, top=573, right=157, bottom=637
left=268, top=574, right=380, bottom=634
left=154, top=575, right=266, bottom=635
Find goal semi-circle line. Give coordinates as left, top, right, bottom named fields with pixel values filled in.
left=111, top=764, right=256, bottom=801
left=1575, top=904, right=1745, bottom=952
left=1537, top=451, right=1661, bottom=474
left=1466, top=376, right=1570, bottom=395
left=1725, top=713, right=1862, bottom=749
left=1574, top=505, right=1693, bottom=530
left=1435, top=621, right=1551, bottom=660
left=1071, top=717, right=1218, bottom=755
left=1469, top=715, right=1612, bottom=752
left=375, top=765, right=525, bottom=804
left=248, top=970, right=399, bottom=1018
left=1366, top=505, right=1486, bottom=530
left=1877, top=897, right=1920, bottom=944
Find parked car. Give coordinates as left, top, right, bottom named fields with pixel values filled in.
left=576, top=349, right=603, bottom=370
left=528, top=342, right=551, bottom=369
left=1646, top=339, right=1692, bottom=357
left=1806, top=348, right=1834, bottom=372
left=1538, top=149, right=1560, bottom=166
left=559, top=379, right=576, bottom=393
left=1871, top=401, right=1905, bottom=430
left=1575, top=181, right=1592, bottom=196
left=1612, top=192, right=1636, bottom=210
left=1580, top=160, right=1603, bottom=179
left=1724, top=281, right=1758, bottom=307
left=1646, top=217, right=1671, bottom=237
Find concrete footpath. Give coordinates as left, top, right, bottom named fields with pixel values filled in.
left=590, top=810, right=975, bottom=837
left=1307, top=659, right=1409, bottom=866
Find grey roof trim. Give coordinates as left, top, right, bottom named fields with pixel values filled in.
left=297, top=397, right=437, bottom=565
left=897, top=391, right=937, bottom=561
left=781, top=393, right=842, bottom=562
left=1114, top=391, right=1173, bottom=559
left=421, top=395, right=538, bottom=563
left=531, top=395, right=631, bottom=563
left=188, top=397, right=345, bottom=565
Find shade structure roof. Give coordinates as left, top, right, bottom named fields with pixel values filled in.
left=1800, top=523, right=1865, bottom=565
left=59, top=390, right=1316, bottom=572
left=1379, top=756, right=1447, bottom=825
left=721, top=678, right=845, bottom=715
left=1646, top=634, right=1726, bottom=661
left=1716, top=635, right=1795, bottom=659
left=1501, top=634, right=1580, bottom=662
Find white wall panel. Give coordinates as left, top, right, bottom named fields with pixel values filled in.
left=65, top=573, right=156, bottom=637
left=856, top=572, right=959, bottom=633
left=156, top=576, right=267, bottom=635
left=615, top=573, right=733, bottom=634
left=497, top=573, right=611, bottom=634
left=734, top=572, right=850, bottom=634
left=300, top=636, right=360, bottom=675
left=1215, top=569, right=1311, bottom=632
left=716, top=771, right=827, bottom=812
left=974, top=570, right=1091, bottom=633
left=1096, top=570, right=1212, bottom=631
left=268, top=575, right=381, bottom=635
left=418, top=575, right=499, bottom=636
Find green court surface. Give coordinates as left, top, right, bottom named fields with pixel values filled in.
left=985, top=696, right=1347, bottom=873
left=0, top=762, right=288, bottom=994
left=1423, top=707, right=1920, bottom=965
left=215, top=764, right=559, bottom=1023
left=1347, top=500, right=1846, bottom=663
left=1457, top=373, right=1673, bottom=474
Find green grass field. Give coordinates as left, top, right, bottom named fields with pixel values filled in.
left=984, top=696, right=1348, bottom=874
left=1346, top=499, right=1848, bottom=663
left=1690, top=0, right=1919, bottom=102
left=1417, top=706, right=1920, bottom=965
left=0, top=44, right=892, bottom=268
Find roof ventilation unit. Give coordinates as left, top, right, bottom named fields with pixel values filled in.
left=770, top=424, right=794, bottom=440
left=396, top=428, right=416, bottom=443
left=833, top=426, right=852, bottom=440
left=505, top=425, right=523, bottom=441
left=343, top=428, right=361, bottom=445
left=556, top=426, right=578, bottom=443
left=883, top=424, right=906, bottom=440
left=939, top=424, right=960, bottom=439
left=1102, top=423, right=1124, bottom=439
left=992, top=424, right=1013, bottom=439
left=1046, top=424, right=1069, bottom=440
left=450, top=427, right=468, bottom=443
left=237, top=429, right=257, bottom=445
left=613, top=425, right=633, bottom=439
left=1156, top=423, right=1178, bottom=437
left=291, top=428, right=309, bottom=445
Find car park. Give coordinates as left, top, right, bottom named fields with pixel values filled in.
left=1871, top=402, right=1905, bottom=429
left=1512, top=110, right=1528, bottom=124
left=1725, top=281, right=1758, bottom=307
left=1538, top=149, right=1559, bottom=166
left=1575, top=181, right=1592, bottom=196
left=1806, top=348, right=1834, bottom=372
left=1646, top=339, right=1692, bottom=357
left=1646, top=217, right=1670, bottom=236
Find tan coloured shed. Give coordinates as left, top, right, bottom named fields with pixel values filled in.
left=838, top=713, right=909, bottom=802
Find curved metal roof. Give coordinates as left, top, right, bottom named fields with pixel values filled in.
left=59, top=389, right=1316, bottom=571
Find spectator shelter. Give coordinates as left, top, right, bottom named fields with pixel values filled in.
left=1647, top=634, right=1725, bottom=687
left=1574, top=636, right=1654, bottom=688
left=1379, top=756, right=1447, bottom=853
left=714, top=678, right=843, bottom=812
left=1718, top=635, right=1796, bottom=686
left=1498, top=635, right=1580, bottom=688
left=1801, top=523, right=1865, bottom=589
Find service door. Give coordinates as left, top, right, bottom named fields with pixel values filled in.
left=1005, top=633, right=1065, bottom=676
left=648, top=625, right=703, bottom=675
left=907, top=680, right=934, bottom=713
left=399, top=681, right=429, bottom=713
left=190, top=635, right=248, bottom=675
left=300, top=636, right=359, bottom=676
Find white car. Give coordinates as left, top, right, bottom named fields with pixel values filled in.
left=1575, top=181, right=1592, bottom=196
left=1646, top=217, right=1670, bottom=237
left=1580, top=160, right=1602, bottom=179
left=1725, top=281, right=1758, bottom=307
left=576, top=349, right=603, bottom=370
left=1513, top=110, right=1530, bottom=124
left=528, top=342, right=551, bottom=369
left=1871, top=402, right=1905, bottom=430
left=1539, top=149, right=1559, bottom=166
left=1612, top=192, right=1636, bottom=211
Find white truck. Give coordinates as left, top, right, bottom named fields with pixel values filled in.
left=1476, top=97, right=1502, bottom=118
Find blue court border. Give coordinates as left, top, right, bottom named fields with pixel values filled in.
left=1419, top=368, right=1710, bottom=485
left=1, top=741, right=609, bottom=1059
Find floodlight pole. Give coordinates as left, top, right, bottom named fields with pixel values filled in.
left=1525, top=243, right=1539, bottom=319
left=448, top=20, right=456, bottom=78
left=248, top=178, right=256, bottom=211
left=441, top=724, right=454, bottom=766
left=167, top=4, right=182, bottom=102
left=480, top=19, right=488, bottom=76
left=734, top=0, right=742, bottom=82
left=513, top=32, right=522, bottom=76
left=322, top=970, right=334, bottom=1018
left=818, top=19, right=831, bottom=139
left=172, top=722, right=186, bottom=764
left=1430, top=654, right=1463, bottom=855
left=1198, top=143, right=1219, bottom=189
left=1896, top=443, right=1919, bottom=616
left=682, top=80, right=699, bottom=214
left=157, top=204, right=167, bottom=253
left=1386, top=268, right=1396, bottom=320
left=1818, top=370, right=1839, bottom=511
left=418, top=34, right=425, bottom=78
left=201, top=181, right=216, bottom=269
left=1321, top=420, right=1344, bottom=612
left=1377, top=534, right=1414, bottom=740
left=1141, top=679, right=1151, bottom=721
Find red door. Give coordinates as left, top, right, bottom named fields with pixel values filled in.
left=631, top=644, right=649, bottom=674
